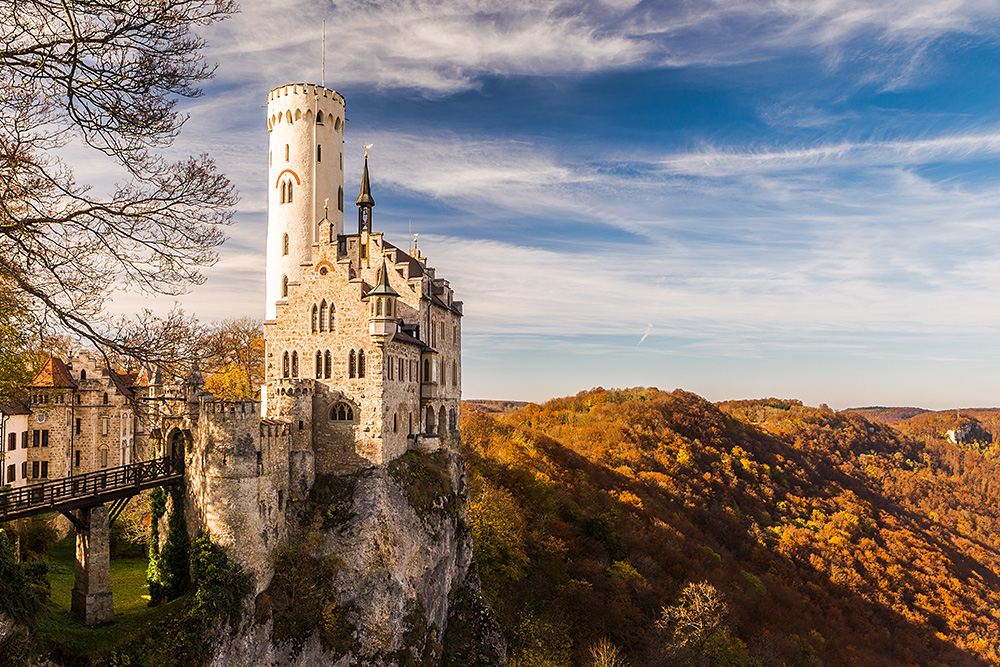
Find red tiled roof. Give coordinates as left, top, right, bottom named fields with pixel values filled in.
left=29, top=357, right=77, bottom=388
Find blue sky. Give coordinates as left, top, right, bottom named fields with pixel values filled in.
left=107, top=0, right=1000, bottom=408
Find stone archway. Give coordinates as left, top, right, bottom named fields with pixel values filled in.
left=167, top=429, right=187, bottom=472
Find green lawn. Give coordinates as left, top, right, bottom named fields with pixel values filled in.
left=46, top=535, right=152, bottom=615
left=36, top=535, right=189, bottom=662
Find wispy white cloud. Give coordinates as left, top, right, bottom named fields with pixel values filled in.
left=198, top=0, right=1000, bottom=95
left=656, top=132, right=1000, bottom=176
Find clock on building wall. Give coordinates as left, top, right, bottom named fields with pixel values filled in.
left=36, top=413, right=46, bottom=423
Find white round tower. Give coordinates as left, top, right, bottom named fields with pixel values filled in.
left=265, top=83, right=346, bottom=319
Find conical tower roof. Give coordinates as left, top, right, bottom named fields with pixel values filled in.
left=368, top=259, right=399, bottom=297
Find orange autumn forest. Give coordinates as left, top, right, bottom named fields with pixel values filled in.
left=461, top=387, right=1000, bottom=666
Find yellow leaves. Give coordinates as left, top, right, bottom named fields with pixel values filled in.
left=612, top=489, right=644, bottom=510
left=608, top=559, right=645, bottom=584
left=203, top=362, right=256, bottom=400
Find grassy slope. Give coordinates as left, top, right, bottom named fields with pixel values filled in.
left=32, top=535, right=190, bottom=664
left=464, top=388, right=1000, bottom=666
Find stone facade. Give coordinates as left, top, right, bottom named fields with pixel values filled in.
left=18, top=352, right=142, bottom=489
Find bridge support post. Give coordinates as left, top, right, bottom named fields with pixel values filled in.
left=71, top=506, right=114, bottom=625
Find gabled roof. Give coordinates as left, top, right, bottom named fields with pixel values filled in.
left=105, top=369, right=135, bottom=397
left=392, top=329, right=427, bottom=348
left=0, top=398, right=31, bottom=416
left=29, top=357, right=77, bottom=388
left=380, top=240, right=424, bottom=279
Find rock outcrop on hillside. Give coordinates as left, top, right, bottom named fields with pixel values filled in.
left=208, top=448, right=506, bottom=666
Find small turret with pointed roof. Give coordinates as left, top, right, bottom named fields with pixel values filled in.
left=369, top=258, right=399, bottom=347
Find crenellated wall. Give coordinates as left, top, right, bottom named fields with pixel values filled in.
left=184, top=397, right=292, bottom=592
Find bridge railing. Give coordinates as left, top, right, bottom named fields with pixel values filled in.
left=0, top=457, right=182, bottom=521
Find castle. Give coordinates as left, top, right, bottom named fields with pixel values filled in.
left=5, top=82, right=463, bottom=591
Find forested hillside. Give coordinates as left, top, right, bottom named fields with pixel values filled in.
left=463, top=388, right=1000, bottom=666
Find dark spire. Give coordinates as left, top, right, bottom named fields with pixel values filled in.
left=356, top=155, right=375, bottom=208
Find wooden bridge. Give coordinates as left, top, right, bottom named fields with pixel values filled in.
left=0, top=456, right=183, bottom=525
left=0, top=457, right=183, bottom=625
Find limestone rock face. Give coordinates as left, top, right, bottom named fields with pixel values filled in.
left=207, top=449, right=505, bottom=666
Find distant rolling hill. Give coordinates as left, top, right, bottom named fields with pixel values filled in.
left=463, top=388, right=1000, bottom=666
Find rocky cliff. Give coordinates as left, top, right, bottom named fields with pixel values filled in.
left=207, top=447, right=506, bottom=666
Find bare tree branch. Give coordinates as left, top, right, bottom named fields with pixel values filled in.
left=0, top=0, right=238, bottom=372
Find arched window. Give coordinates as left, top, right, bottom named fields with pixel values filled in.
left=311, top=305, right=318, bottom=333
left=376, top=299, right=382, bottom=316
left=349, top=350, right=356, bottom=378
left=334, top=116, right=341, bottom=131
left=319, top=300, right=327, bottom=331
left=386, top=299, right=393, bottom=317
left=103, top=392, right=109, bottom=405
left=282, top=275, right=289, bottom=297
left=291, top=351, right=298, bottom=377
left=423, top=359, right=430, bottom=383
left=283, top=233, right=289, bottom=255
left=294, top=108, right=301, bottom=121
left=330, top=403, right=353, bottom=421
left=426, top=407, right=435, bottom=434
left=358, top=349, right=365, bottom=378
left=280, top=181, right=286, bottom=203
left=324, top=350, right=331, bottom=379
left=285, top=144, right=289, bottom=161
left=283, top=352, right=290, bottom=378
left=438, top=406, right=446, bottom=436
left=449, top=408, right=457, bottom=431
left=317, top=110, right=325, bottom=124
left=315, top=351, right=322, bottom=378
left=287, top=180, right=293, bottom=202
left=328, top=302, right=335, bottom=330
left=80, top=369, right=86, bottom=380
left=338, top=186, right=343, bottom=211
left=285, top=110, right=292, bottom=124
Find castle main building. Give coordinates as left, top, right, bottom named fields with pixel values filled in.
left=11, top=85, right=464, bottom=590
left=260, top=83, right=463, bottom=475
